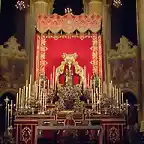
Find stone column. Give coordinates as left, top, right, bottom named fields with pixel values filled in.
left=88, top=0, right=102, bottom=15
left=25, top=0, right=54, bottom=81
left=136, top=0, right=144, bottom=121
left=102, top=4, right=111, bottom=85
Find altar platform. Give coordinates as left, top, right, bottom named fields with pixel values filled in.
left=14, top=114, right=125, bottom=144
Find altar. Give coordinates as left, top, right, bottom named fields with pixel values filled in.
left=14, top=115, right=125, bottom=144
left=11, top=11, right=128, bottom=144
left=13, top=52, right=127, bottom=144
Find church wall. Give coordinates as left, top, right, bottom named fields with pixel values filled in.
left=108, top=36, right=138, bottom=101
left=0, top=37, right=27, bottom=96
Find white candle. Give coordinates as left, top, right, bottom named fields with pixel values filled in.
left=8, top=104, right=10, bottom=127
left=50, top=74, right=53, bottom=88
left=94, top=93, right=96, bottom=104
left=116, top=88, right=119, bottom=103
left=26, top=80, right=28, bottom=87
left=28, top=83, right=31, bottom=99
left=19, top=88, right=21, bottom=108
left=88, top=74, right=90, bottom=88
left=38, top=79, right=41, bottom=100
left=11, top=100, right=13, bottom=118
left=53, top=66, right=55, bottom=89
left=30, top=75, right=32, bottom=85
left=25, top=86, right=28, bottom=107
left=92, top=89, right=93, bottom=104
left=16, top=93, right=18, bottom=109
left=122, top=92, right=124, bottom=105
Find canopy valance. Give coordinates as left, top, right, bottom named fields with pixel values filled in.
left=36, top=13, right=102, bottom=34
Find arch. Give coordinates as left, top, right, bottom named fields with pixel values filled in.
left=122, top=87, right=138, bottom=102
left=0, top=88, right=17, bottom=97
left=123, top=91, right=138, bottom=125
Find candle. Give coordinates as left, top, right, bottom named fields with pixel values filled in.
left=38, top=79, right=41, bottom=100
left=116, top=88, right=119, bottom=103
left=30, top=75, right=32, bottom=85
left=21, top=89, right=24, bottom=108
left=35, top=81, right=38, bottom=99
left=26, top=80, right=28, bottom=87
left=112, top=87, right=114, bottom=98
left=11, top=100, right=13, bottom=118
left=119, top=88, right=121, bottom=104
left=44, top=80, right=46, bottom=89
left=50, top=74, right=53, bottom=88
left=19, top=88, right=21, bottom=108
left=122, top=92, right=124, bottom=105
left=28, top=83, right=31, bottom=99
left=88, top=74, right=90, bottom=88
left=47, top=80, right=49, bottom=90
left=16, top=93, right=18, bottom=109
left=53, top=66, right=55, bottom=89
left=23, top=86, right=25, bottom=103
left=87, top=99, right=89, bottom=104
left=25, top=86, right=28, bottom=107
left=94, top=93, right=96, bottom=104
left=8, top=104, right=10, bottom=127
left=92, top=89, right=93, bottom=104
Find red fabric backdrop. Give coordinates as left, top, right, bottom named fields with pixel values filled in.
left=45, top=38, right=93, bottom=80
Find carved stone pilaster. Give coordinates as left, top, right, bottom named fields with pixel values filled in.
left=108, top=36, right=138, bottom=99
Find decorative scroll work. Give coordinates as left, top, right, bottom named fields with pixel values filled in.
left=91, top=35, right=103, bottom=79
left=0, top=36, right=27, bottom=59
left=36, top=35, right=47, bottom=79
left=21, top=127, right=32, bottom=143
left=36, top=13, right=102, bottom=34
left=108, top=36, right=137, bottom=60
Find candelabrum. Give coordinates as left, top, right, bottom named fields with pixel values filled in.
left=3, top=97, right=15, bottom=144
left=15, top=73, right=128, bottom=118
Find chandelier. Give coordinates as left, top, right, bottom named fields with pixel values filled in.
left=113, top=0, right=122, bottom=8
left=65, top=7, right=72, bottom=14
left=15, top=0, right=29, bottom=11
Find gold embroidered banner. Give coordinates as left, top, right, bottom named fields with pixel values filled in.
left=36, top=13, right=102, bottom=34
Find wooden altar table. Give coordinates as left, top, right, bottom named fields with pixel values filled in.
left=14, top=115, right=126, bottom=144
